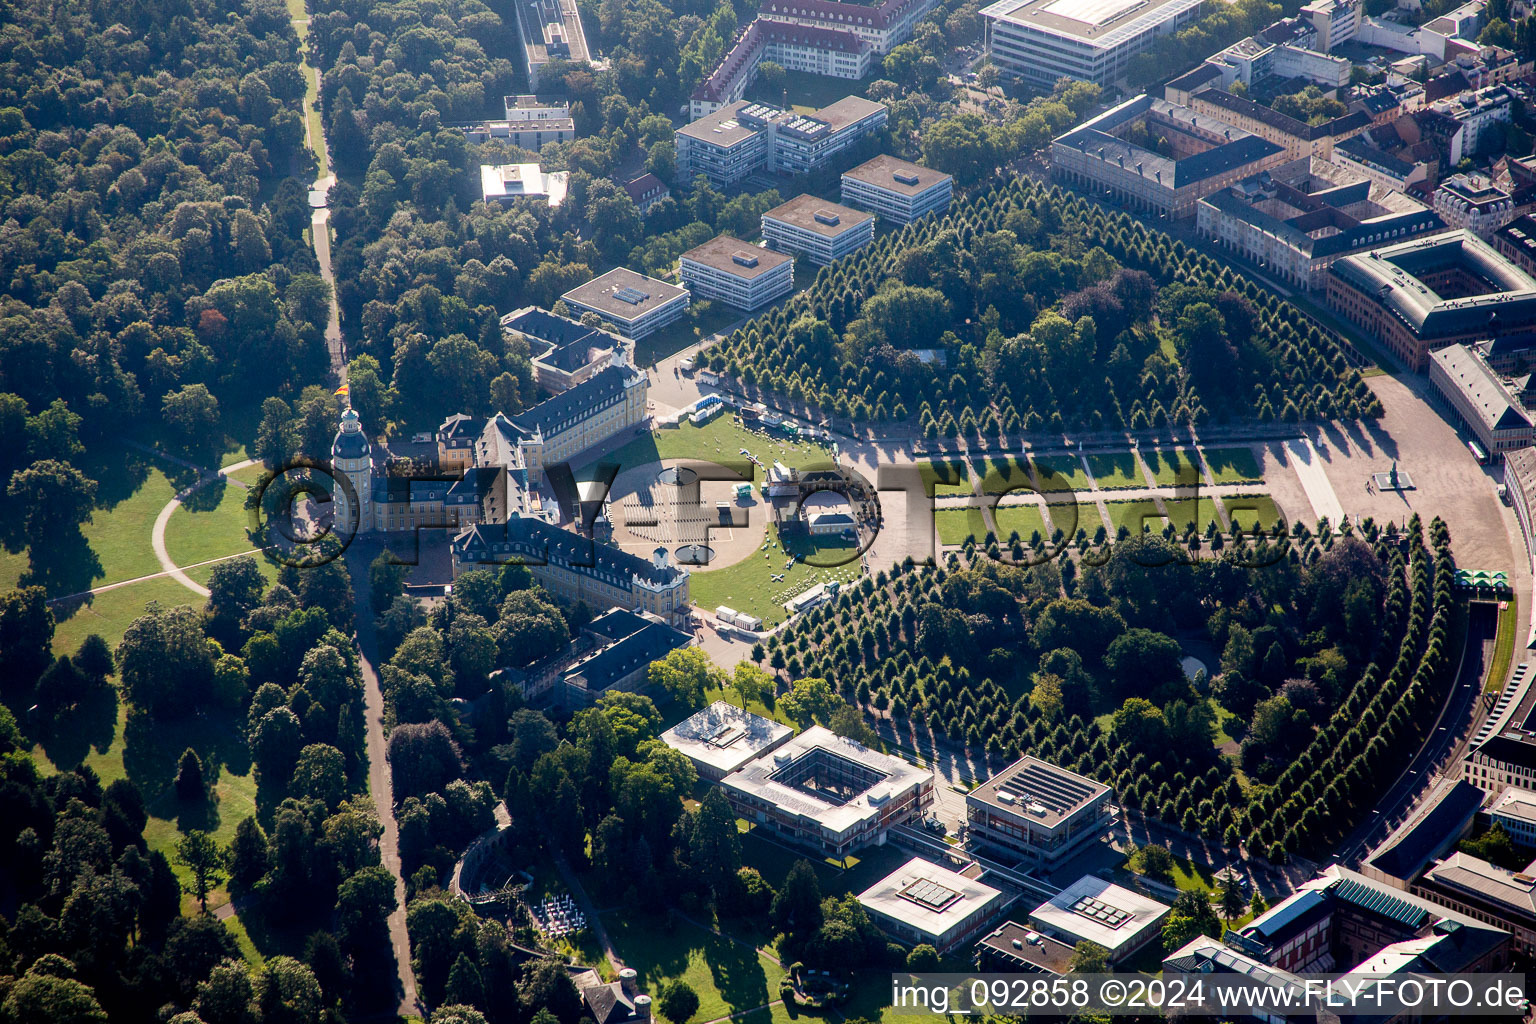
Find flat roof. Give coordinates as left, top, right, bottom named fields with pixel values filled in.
left=678, top=101, right=771, bottom=147
left=561, top=267, right=689, bottom=323
left=661, top=701, right=794, bottom=776
left=968, top=755, right=1110, bottom=830
left=1421, top=851, right=1536, bottom=922
left=514, top=0, right=591, bottom=64
left=680, top=235, right=793, bottom=279
left=764, top=194, right=874, bottom=237
left=720, top=726, right=932, bottom=836
left=858, top=856, right=1005, bottom=938
left=842, top=155, right=951, bottom=196
left=1362, top=777, right=1485, bottom=883
left=982, top=0, right=1203, bottom=48
left=1492, top=785, right=1536, bottom=826
left=480, top=164, right=568, bottom=206
left=814, top=95, right=888, bottom=131
left=1029, top=876, right=1169, bottom=951
left=975, top=920, right=1077, bottom=974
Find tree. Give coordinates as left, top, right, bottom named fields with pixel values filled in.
left=1068, top=941, right=1109, bottom=973
left=659, top=981, right=700, bottom=1024
left=370, top=550, right=406, bottom=614
left=228, top=816, right=269, bottom=889
left=291, top=743, right=348, bottom=809
left=730, top=661, right=772, bottom=708
left=1135, top=843, right=1174, bottom=880
left=207, top=557, right=267, bottom=631
left=1, top=959, right=107, bottom=1024
left=770, top=860, right=823, bottom=939
left=255, top=956, right=323, bottom=1024
left=176, top=748, right=206, bottom=801
left=689, top=788, right=741, bottom=898
left=337, top=865, right=397, bottom=948
left=176, top=830, right=226, bottom=913
left=162, top=384, right=221, bottom=440
left=8, top=459, right=97, bottom=544
left=388, top=721, right=463, bottom=799
left=1219, top=874, right=1247, bottom=924
left=828, top=703, right=879, bottom=746
left=779, top=677, right=838, bottom=728
left=1460, top=824, right=1523, bottom=870
left=648, top=646, right=717, bottom=710
left=905, top=944, right=940, bottom=971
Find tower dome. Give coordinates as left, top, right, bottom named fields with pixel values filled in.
left=333, top=407, right=369, bottom=461
left=330, top=406, right=373, bottom=534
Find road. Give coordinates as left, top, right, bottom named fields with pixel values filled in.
left=348, top=544, right=421, bottom=1017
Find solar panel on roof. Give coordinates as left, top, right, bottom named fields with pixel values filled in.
left=613, top=286, right=649, bottom=305
left=899, top=878, right=962, bottom=911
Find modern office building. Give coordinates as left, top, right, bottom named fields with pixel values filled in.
left=973, top=921, right=1077, bottom=975
left=479, top=164, right=569, bottom=206
left=719, top=726, right=934, bottom=856
left=675, top=97, right=888, bottom=186
left=965, top=756, right=1113, bottom=869
left=1051, top=95, right=1286, bottom=218
left=1414, top=852, right=1536, bottom=957
left=1325, top=230, right=1536, bottom=370
left=1196, top=160, right=1441, bottom=289
left=1491, top=786, right=1536, bottom=846
left=514, top=0, right=592, bottom=88
left=679, top=236, right=794, bottom=310
left=840, top=155, right=953, bottom=223
left=661, top=701, right=795, bottom=780
left=1028, top=877, right=1170, bottom=964
left=981, top=0, right=1205, bottom=87
left=761, top=194, right=875, bottom=265
left=1427, top=343, right=1535, bottom=459
left=858, top=857, right=1010, bottom=953
left=462, top=95, right=577, bottom=149
left=561, top=268, right=691, bottom=340
left=1299, top=0, right=1363, bottom=51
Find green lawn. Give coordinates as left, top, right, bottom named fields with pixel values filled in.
left=1085, top=451, right=1146, bottom=489
left=634, top=300, right=744, bottom=368
left=976, top=455, right=1036, bottom=496
left=1043, top=501, right=1100, bottom=540
left=747, top=68, right=872, bottom=112
left=601, top=418, right=835, bottom=479
left=1031, top=455, right=1089, bottom=493
left=51, top=579, right=206, bottom=657
left=687, top=523, right=861, bottom=629
left=1203, top=446, right=1264, bottom=484
left=1104, top=499, right=1168, bottom=535
left=934, top=508, right=989, bottom=545
left=164, top=480, right=262, bottom=569
left=993, top=504, right=1049, bottom=544
left=921, top=458, right=974, bottom=497
left=1162, top=497, right=1223, bottom=533
left=1221, top=494, right=1284, bottom=533
left=1143, top=448, right=1203, bottom=486
left=1488, top=595, right=1519, bottom=693
left=604, top=915, right=785, bottom=1023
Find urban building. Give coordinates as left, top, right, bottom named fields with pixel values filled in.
left=561, top=268, right=690, bottom=340
left=479, top=164, right=569, bottom=206
left=514, top=0, right=591, bottom=88
left=1051, top=95, right=1286, bottom=218
left=719, top=726, right=934, bottom=856
left=621, top=173, right=670, bottom=215
left=1027, top=877, right=1170, bottom=964
left=690, top=18, right=875, bottom=118
left=758, top=0, right=942, bottom=55
left=1432, top=83, right=1515, bottom=154
left=662, top=702, right=795, bottom=780
left=1222, top=864, right=1510, bottom=975
left=981, top=0, right=1205, bottom=87
left=1325, top=229, right=1536, bottom=370
left=1495, top=214, right=1536, bottom=278
left=453, top=526, right=691, bottom=625
left=1491, top=785, right=1536, bottom=846
left=1427, top=343, right=1535, bottom=458
left=1435, top=172, right=1518, bottom=236
left=675, top=97, right=887, bottom=186
left=1299, top=0, right=1363, bottom=51
left=761, top=194, right=875, bottom=265
left=1334, top=130, right=1435, bottom=193
left=462, top=95, right=577, bottom=149
left=559, top=609, right=694, bottom=705
left=1414, top=852, right=1536, bottom=957
left=483, top=363, right=650, bottom=483
left=1360, top=777, right=1485, bottom=889
left=857, top=857, right=1010, bottom=953
left=502, top=307, right=623, bottom=393
left=678, top=236, right=795, bottom=310
left=1179, top=85, right=1372, bottom=161
left=840, top=154, right=954, bottom=223
left=965, top=756, right=1113, bottom=869
left=973, top=921, right=1077, bottom=975
left=1206, top=22, right=1352, bottom=89
left=1196, top=159, right=1442, bottom=289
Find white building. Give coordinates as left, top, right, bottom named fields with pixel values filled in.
left=1490, top=786, right=1536, bottom=847
left=463, top=96, right=577, bottom=149
left=561, top=268, right=690, bottom=340
left=840, top=155, right=953, bottom=224
left=762, top=194, right=875, bottom=266
left=1028, top=876, right=1171, bottom=964
left=1434, top=173, right=1518, bottom=237
left=479, top=164, right=569, bottom=206
left=759, top=0, right=942, bottom=55
left=1300, top=0, right=1363, bottom=51
left=720, top=726, right=934, bottom=856
left=965, top=756, right=1113, bottom=869
left=675, top=98, right=888, bottom=187
left=983, top=0, right=1205, bottom=87
left=515, top=0, right=592, bottom=88
left=857, top=857, right=1009, bottom=953
left=661, top=701, right=794, bottom=781
left=678, top=236, right=795, bottom=311
left=1427, top=343, right=1535, bottom=460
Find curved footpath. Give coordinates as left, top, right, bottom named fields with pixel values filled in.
left=150, top=458, right=259, bottom=598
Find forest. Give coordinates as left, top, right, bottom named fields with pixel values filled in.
left=706, top=178, right=1376, bottom=436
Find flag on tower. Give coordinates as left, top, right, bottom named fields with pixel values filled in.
left=333, top=382, right=350, bottom=398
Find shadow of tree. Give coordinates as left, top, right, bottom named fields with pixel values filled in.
left=182, top=473, right=229, bottom=514
left=20, top=530, right=104, bottom=597
left=35, top=684, right=119, bottom=769
left=123, top=706, right=244, bottom=806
